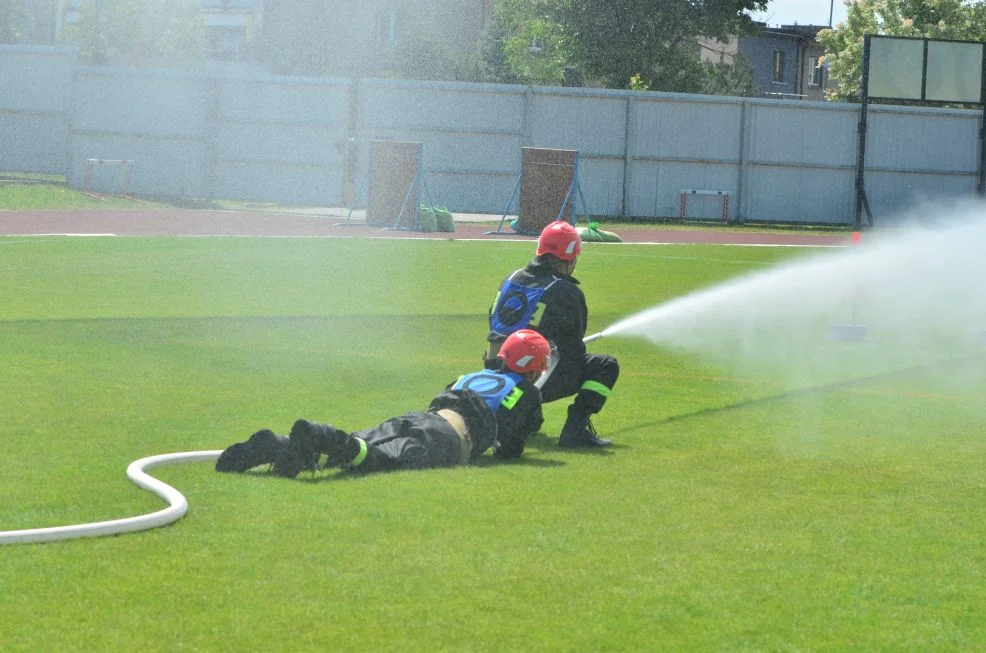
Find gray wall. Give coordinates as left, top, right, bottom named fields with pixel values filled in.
left=2, top=45, right=982, bottom=225
left=0, top=46, right=75, bottom=174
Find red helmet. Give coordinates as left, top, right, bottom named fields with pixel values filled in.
left=498, top=329, right=551, bottom=374
left=536, top=221, right=581, bottom=261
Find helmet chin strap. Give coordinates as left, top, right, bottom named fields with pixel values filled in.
left=547, top=257, right=576, bottom=275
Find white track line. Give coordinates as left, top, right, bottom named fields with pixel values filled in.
left=0, top=233, right=842, bottom=247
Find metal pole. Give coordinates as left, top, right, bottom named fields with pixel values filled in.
left=621, top=96, right=631, bottom=219
left=979, top=44, right=986, bottom=197
left=737, top=99, right=749, bottom=224
left=829, top=0, right=834, bottom=27
left=854, top=36, right=872, bottom=230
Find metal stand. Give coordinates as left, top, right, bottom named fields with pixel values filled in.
left=488, top=153, right=590, bottom=235
left=336, top=176, right=368, bottom=227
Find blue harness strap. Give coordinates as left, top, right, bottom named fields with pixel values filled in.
left=452, top=371, right=524, bottom=414
left=490, top=278, right=556, bottom=336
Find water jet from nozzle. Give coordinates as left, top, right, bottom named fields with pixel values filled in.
left=583, top=332, right=604, bottom=343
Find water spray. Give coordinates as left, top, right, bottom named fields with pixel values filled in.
left=0, top=450, right=221, bottom=546
left=827, top=230, right=869, bottom=342
left=599, top=203, right=986, bottom=387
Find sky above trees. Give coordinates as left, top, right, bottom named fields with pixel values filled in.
left=753, top=0, right=849, bottom=27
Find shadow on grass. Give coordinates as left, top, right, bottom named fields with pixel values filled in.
left=472, top=456, right=567, bottom=468
left=609, top=354, right=985, bottom=437
left=288, top=456, right=569, bottom=484
left=228, top=418, right=662, bottom=485
left=522, top=431, right=626, bottom=456
left=280, top=432, right=636, bottom=483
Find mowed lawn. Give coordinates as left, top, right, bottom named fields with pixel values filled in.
left=2, top=235, right=985, bottom=652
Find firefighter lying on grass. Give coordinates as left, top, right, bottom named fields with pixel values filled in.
left=215, top=329, right=549, bottom=477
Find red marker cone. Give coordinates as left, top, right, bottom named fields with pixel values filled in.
left=851, top=231, right=861, bottom=246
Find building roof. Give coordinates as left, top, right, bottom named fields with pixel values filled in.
left=763, top=24, right=828, bottom=39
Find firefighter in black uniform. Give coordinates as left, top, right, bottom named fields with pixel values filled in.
left=487, top=220, right=620, bottom=448
left=215, top=329, right=550, bottom=477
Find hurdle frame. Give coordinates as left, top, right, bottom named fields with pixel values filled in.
left=679, top=189, right=730, bottom=223
left=81, top=158, right=143, bottom=202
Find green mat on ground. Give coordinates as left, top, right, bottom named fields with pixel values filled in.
left=578, top=222, right=623, bottom=242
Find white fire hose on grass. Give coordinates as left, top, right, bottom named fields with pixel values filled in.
left=0, top=450, right=221, bottom=546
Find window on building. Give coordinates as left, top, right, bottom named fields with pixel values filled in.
left=773, top=51, right=785, bottom=83
left=808, top=56, right=823, bottom=86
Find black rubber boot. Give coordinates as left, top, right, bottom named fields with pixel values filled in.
left=558, top=406, right=612, bottom=448
left=289, top=419, right=355, bottom=467
left=216, top=429, right=289, bottom=472
left=271, top=445, right=307, bottom=478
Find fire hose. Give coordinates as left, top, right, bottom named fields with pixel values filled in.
left=0, top=450, right=221, bottom=546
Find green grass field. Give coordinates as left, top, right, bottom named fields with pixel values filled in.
left=2, top=231, right=985, bottom=651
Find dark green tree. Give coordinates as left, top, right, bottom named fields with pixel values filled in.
left=377, top=27, right=499, bottom=83
left=472, top=15, right=529, bottom=84
left=497, top=0, right=768, bottom=90
left=700, top=54, right=760, bottom=97
left=0, top=1, right=26, bottom=44
left=68, top=0, right=204, bottom=68
left=1, top=1, right=66, bottom=45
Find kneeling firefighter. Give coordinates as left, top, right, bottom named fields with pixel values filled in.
left=487, top=220, right=620, bottom=448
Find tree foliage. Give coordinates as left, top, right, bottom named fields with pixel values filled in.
left=495, top=0, right=768, bottom=92
left=699, top=55, right=760, bottom=97
left=68, top=0, right=204, bottom=68
left=0, top=1, right=26, bottom=44
left=817, top=0, right=986, bottom=102
left=373, top=20, right=511, bottom=83
left=470, top=16, right=529, bottom=85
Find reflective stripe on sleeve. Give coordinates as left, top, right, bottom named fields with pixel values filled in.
left=350, top=437, right=368, bottom=467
